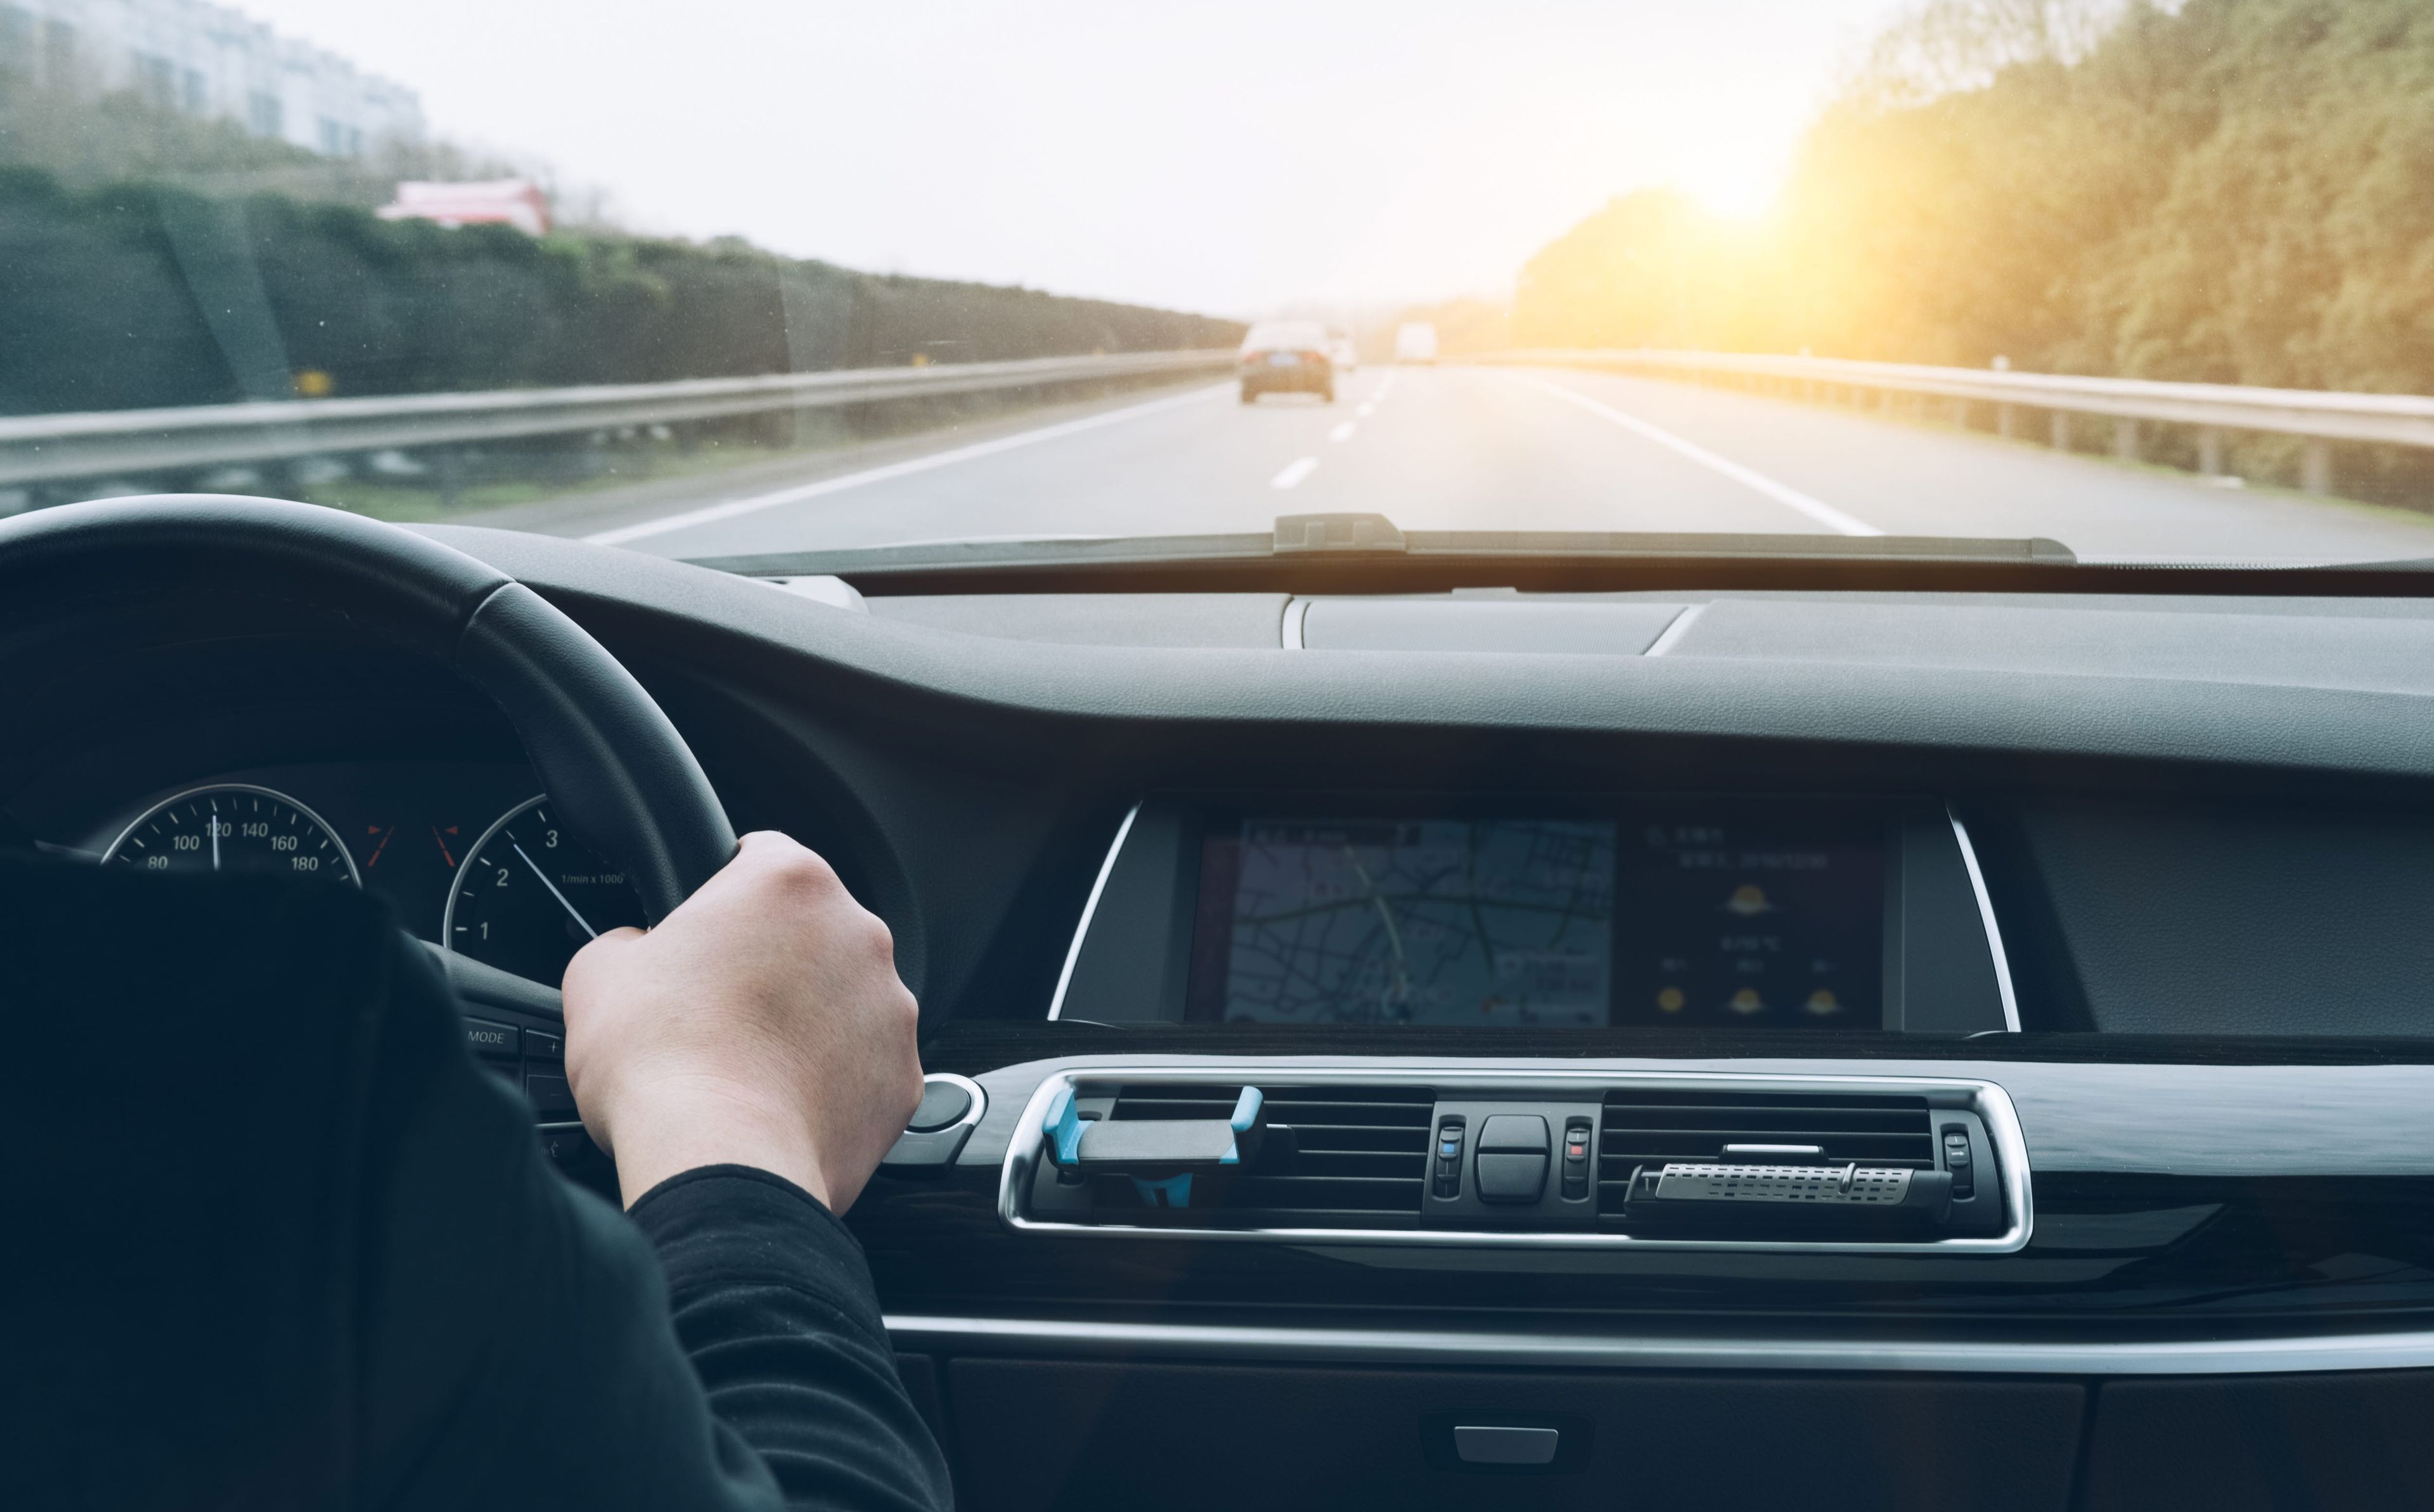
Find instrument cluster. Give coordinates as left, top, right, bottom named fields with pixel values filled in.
left=77, top=762, right=643, bottom=986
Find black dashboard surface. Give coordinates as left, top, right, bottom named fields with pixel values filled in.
left=12, top=525, right=2434, bottom=1354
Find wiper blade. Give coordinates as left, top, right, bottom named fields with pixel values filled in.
left=689, top=512, right=2077, bottom=578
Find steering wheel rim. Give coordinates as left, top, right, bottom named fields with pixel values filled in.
left=0, top=494, right=737, bottom=936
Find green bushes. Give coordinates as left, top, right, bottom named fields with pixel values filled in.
left=0, top=167, right=1239, bottom=416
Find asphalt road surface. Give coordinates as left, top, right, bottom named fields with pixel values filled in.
left=509, top=364, right=2434, bottom=566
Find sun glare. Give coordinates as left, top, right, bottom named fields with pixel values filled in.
left=1685, top=178, right=1776, bottom=222
left=1674, top=155, right=1784, bottom=222
left=1656, top=119, right=1797, bottom=224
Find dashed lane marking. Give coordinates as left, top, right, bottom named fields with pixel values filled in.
left=1270, top=456, right=1320, bottom=490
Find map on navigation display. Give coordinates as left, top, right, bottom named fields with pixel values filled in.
left=1190, top=819, right=1617, bottom=1027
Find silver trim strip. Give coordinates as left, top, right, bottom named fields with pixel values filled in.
left=1000, top=1065, right=2032, bottom=1254
left=1045, top=803, right=1141, bottom=1022
left=1280, top=596, right=1311, bottom=650
left=884, top=1313, right=2434, bottom=1378
left=1947, top=807, right=2023, bottom=1034
left=1642, top=602, right=1706, bottom=657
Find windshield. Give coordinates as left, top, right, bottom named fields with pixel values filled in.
left=5, top=0, right=2432, bottom=569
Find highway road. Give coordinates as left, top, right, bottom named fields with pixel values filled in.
left=497, top=364, right=2434, bottom=566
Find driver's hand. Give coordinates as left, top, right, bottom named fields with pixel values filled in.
left=560, top=830, right=922, bottom=1214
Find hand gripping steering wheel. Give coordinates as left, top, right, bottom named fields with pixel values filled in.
left=0, top=495, right=737, bottom=950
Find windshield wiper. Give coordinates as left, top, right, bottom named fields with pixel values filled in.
left=688, top=512, right=2078, bottom=581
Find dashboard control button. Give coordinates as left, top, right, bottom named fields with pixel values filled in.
left=1943, top=1128, right=1975, bottom=1198
left=524, top=1073, right=577, bottom=1117
left=1475, top=1117, right=1550, bottom=1203
left=1476, top=1151, right=1549, bottom=1204
left=461, top=1017, right=520, bottom=1060
left=1561, top=1117, right=1594, bottom=1200
left=1477, top=1115, right=1549, bottom=1153
left=908, top=1079, right=974, bottom=1132
left=1454, top=1425, right=1561, bottom=1466
left=539, top=1126, right=592, bottom=1162
left=523, top=1028, right=564, bottom=1061
left=1432, top=1117, right=1466, bottom=1199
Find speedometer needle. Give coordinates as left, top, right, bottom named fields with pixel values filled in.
left=513, top=840, right=598, bottom=940
left=210, top=804, right=220, bottom=872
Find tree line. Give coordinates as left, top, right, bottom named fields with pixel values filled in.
left=1513, top=0, right=2434, bottom=397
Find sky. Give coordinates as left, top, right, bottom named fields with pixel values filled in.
left=230, top=0, right=1908, bottom=317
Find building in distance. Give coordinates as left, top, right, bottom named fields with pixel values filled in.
left=1, top=0, right=425, bottom=158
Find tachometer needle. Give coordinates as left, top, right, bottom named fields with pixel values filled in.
left=512, top=840, right=598, bottom=939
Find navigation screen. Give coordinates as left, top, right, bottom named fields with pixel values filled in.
left=1185, top=814, right=1883, bottom=1029
left=1187, top=818, right=1618, bottom=1027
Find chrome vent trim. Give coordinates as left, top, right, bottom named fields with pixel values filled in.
left=1000, top=1065, right=2033, bottom=1254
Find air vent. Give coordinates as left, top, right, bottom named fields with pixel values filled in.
left=1597, top=1088, right=1935, bottom=1216
left=1007, top=1070, right=2026, bottom=1252
left=1095, top=1082, right=1434, bottom=1227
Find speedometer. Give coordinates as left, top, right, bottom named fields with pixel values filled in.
left=444, top=796, right=646, bottom=984
left=101, top=784, right=359, bottom=885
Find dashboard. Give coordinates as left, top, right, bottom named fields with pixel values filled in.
left=15, top=525, right=2434, bottom=1509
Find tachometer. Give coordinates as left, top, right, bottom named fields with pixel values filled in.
left=444, top=796, right=646, bottom=984
left=101, top=784, right=359, bottom=884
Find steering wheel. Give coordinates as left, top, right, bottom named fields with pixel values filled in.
left=0, top=494, right=737, bottom=970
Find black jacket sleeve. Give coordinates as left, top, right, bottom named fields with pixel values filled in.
left=630, top=1167, right=955, bottom=1512
left=360, top=932, right=956, bottom=1512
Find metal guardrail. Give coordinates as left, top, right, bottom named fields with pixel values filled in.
left=0, top=349, right=1235, bottom=489
left=1486, top=348, right=2434, bottom=492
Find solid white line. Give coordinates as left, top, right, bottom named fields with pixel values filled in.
left=1270, top=456, right=1320, bottom=490
left=584, top=381, right=1232, bottom=547
left=1509, top=373, right=1881, bottom=537
left=1327, top=421, right=1355, bottom=442
left=1642, top=603, right=1706, bottom=657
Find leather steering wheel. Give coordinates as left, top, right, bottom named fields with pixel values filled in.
left=0, top=494, right=737, bottom=947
